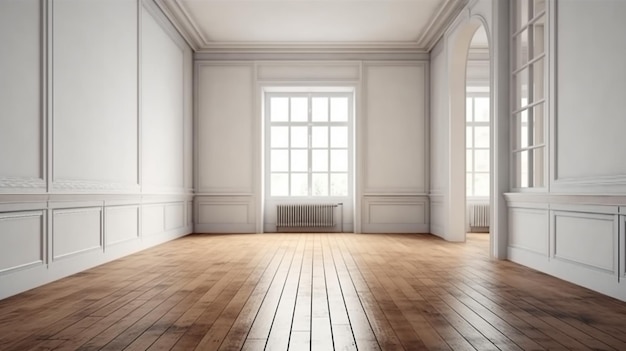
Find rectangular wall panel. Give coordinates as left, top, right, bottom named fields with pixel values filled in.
left=196, top=64, right=254, bottom=193
left=257, top=62, right=360, bottom=81
left=53, top=0, right=138, bottom=187
left=509, top=208, right=548, bottom=255
left=142, top=205, right=164, bottom=236
left=53, top=208, right=102, bottom=260
left=165, top=203, right=184, bottom=230
left=105, top=206, right=138, bottom=245
left=0, top=211, right=44, bottom=273
left=0, top=0, right=43, bottom=182
left=553, top=212, right=616, bottom=272
left=364, top=63, right=426, bottom=193
left=361, top=196, right=428, bottom=233
left=141, top=5, right=185, bottom=189
left=198, top=204, right=249, bottom=225
left=556, top=1, right=626, bottom=181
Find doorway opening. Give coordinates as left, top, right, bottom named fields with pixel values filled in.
left=465, top=26, right=491, bottom=238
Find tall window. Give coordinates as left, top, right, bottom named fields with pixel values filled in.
left=512, top=0, right=546, bottom=188
left=266, top=93, right=352, bottom=198
left=466, top=94, right=490, bottom=197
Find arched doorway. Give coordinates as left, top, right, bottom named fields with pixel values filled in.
left=447, top=15, right=497, bottom=252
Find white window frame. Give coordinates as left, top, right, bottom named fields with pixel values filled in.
left=264, top=92, right=354, bottom=199
left=511, top=0, right=548, bottom=190
left=466, top=93, right=490, bottom=198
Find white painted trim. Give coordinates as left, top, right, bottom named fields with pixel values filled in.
left=421, top=0, right=470, bottom=50
left=617, top=214, right=626, bottom=283
left=155, top=0, right=465, bottom=54
left=505, top=192, right=626, bottom=207
left=52, top=180, right=140, bottom=193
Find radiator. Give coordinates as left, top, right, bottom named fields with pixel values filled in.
left=276, top=204, right=336, bottom=229
left=469, top=204, right=490, bottom=229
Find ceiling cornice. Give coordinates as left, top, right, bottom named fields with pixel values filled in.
left=155, top=0, right=468, bottom=55
left=420, top=0, right=470, bottom=51
left=153, top=0, right=203, bottom=51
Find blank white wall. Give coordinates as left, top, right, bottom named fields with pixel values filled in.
left=363, top=64, right=426, bottom=193
left=429, top=39, right=449, bottom=237
left=0, top=0, right=42, bottom=181
left=53, top=0, right=138, bottom=187
left=556, top=1, right=626, bottom=182
left=197, top=64, right=255, bottom=194
left=142, top=4, right=185, bottom=189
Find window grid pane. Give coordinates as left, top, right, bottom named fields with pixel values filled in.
left=268, top=94, right=351, bottom=197
left=511, top=0, right=546, bottom=188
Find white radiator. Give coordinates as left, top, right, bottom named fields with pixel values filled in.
left=276, top=204, right=337, bottom=229
left=469, top=204, right=490, bottom=230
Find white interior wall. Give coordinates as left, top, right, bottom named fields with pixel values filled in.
left=194, top=60, right=429, bottom=233
left=0, top=0, right=193, bottom=300
left=429, top=38, right=449, bottom=238
left=507, top=0, right=626, bottom=302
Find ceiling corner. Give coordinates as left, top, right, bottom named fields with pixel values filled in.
left=418, top=0, right=469, bottom=52
left=153, top=0, right=204, bottom=51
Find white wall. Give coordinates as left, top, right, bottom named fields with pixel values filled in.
left=429, top=39, right=449, bottom=237
left=0, top=0, right=193, bottom=300
left=361, top=62, right=429, bottom=233
left=194, top=60, right=429, bottom=233
left=507, top=1, right=626, bottom=302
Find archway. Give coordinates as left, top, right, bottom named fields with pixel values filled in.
left=447, top=16, right=493, bottom=246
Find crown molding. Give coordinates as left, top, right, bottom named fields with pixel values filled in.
left=419, top=0, right=470, bottom=51
left=153, top=0, right=202, bottom=50
left=155, top=0, right=467, bottom=55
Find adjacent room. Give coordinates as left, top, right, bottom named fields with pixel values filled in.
left=2, top=0, right=626, bottom=349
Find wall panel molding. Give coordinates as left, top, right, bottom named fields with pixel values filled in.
left=361, top=195, right=429, bottom=233
left=362, top=62, right=428, bottom=195
left=52, top=207, right=103, bottom=261
left=52, top=180, right=140, bottom=193
left=256, top=61, right=361, bottom=81
left=551, top=211, right=617, bottom=274
left=0, top=0, right=45, bottom=190
left=195, top=195, right=256, bottom=233
left=0, top=211, right=44, bottom=275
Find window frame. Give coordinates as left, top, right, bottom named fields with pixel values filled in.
left=466, top=93, right=490, bottom=198
left=264, top=92, right=354, bottom=199
left=511, top=0, right=548, bottom=190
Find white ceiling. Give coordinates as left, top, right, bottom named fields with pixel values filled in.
left=156, top=0, right=467, bottom=52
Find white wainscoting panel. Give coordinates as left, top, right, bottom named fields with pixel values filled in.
left=363, top=63, right=427, bottom=193
left=361, top=196, right=428, bottom=233
left=53, top=208, right=102, bottom=260
left=0, top=0, right=43, bottom=185
left=165, top=202, right=185, bottom=231
left=256, top=62, right=361, bottom=81
left=141, top=4, right=185, bottom=189
left=552, top=211, right=616, bottom=273
left=196, top=196, right=256, bottom=233
left=508, top=208, right=548, bottom=255
left=142, top=204, right=165, bottom=237
left=429, top=195, right=445, bottom=237
left=196, top=64, right=255, bottom=193
left=0, top=211, right=44, bottom=274
left=52, top=0, right=138, bottom=188
left=187, top=201, right=193, bottom=227
left=105, top=206, right=139, bottom=246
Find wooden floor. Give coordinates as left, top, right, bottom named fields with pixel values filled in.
left=2, top=233, right=626, bottom=350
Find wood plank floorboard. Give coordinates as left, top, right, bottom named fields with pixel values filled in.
left=2, top=233, right=626, bottom=350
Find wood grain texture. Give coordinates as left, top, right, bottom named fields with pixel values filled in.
left=1, top=233, right=626, bottom=350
